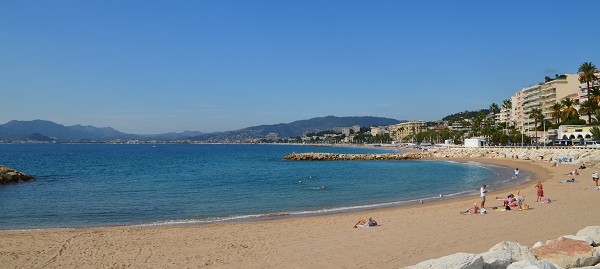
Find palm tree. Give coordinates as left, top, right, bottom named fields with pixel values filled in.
left=578, top=62, right=598, bottom=124
left=590, top=126, right=600, bottom=141
left=561, top=98, right=580, bottom=122
left=489, top=103, right=500, bottom=114
left=502, top=99, right=513, bottom=129
left=590, top=86, right=600, bottom=104
left=593, top=109, right=600, bottom=125
left=551, top=102, right=564, bottom=124
left=528, top=108, right=544, bottom=145
left=579, top=99, right=598, bottom=122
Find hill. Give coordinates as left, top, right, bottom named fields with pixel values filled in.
left=189, top=116, right=402, bottom=142
left=0, top=120, right=136, bottom=142
left=0, top=116, right=402, bottom=142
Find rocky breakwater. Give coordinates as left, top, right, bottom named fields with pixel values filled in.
left=0, top=165, right=35, bottom=184
left=404, top=225, right=600, bottom=269
left=282, top=152, right=423, bottom=161
left=430, top=147, right=600, bottom=167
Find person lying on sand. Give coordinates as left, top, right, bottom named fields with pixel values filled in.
left=367, top=217, right=378, bottom=227
left=354, top=219, right=366, bottom=228
left=354, top=217, right=378, bottom=228
left=561, top=178, right=579, bottom=183
left=461, top=203, right=480, bottom=215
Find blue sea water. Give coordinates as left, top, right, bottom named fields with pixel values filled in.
left=0, top=144, right=526, bottom=230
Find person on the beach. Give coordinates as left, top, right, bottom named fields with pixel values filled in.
left=461, top=203, right=480, bottom=214
left=354, top=217, right=378, bottom=227
left=514, top=168, right=519, bottom=179
left=480, top=184, right=489, bottom=209
left=592, top=171, right=599, bottom=186
left=514, top=195, right=525, bottom=210
left=535, top=181, right=544, bottom=202
left=354, top=219, right=367, bottom=228
left=503, top=194, right=514, bottom=207
left=367, top=217, right=378, bottom=226
left=470, top=202, right=479, bottom=214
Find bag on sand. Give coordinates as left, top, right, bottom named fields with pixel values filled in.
left=520, top=204, right=529, bottom=210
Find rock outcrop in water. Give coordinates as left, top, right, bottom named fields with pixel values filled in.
left=282, top=152, right=422, bottom=161
left=0, top=165, right=35, bottom=184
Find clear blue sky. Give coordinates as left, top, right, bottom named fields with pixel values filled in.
left=2, top=1, right=598, bottom=134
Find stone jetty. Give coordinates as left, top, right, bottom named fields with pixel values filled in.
left=282, top=152, right=422, bottom=161
left=0, top=165, right=35, bottom=184
left=284, top=147, right=600, bottom=166
left=428, top=147, right=600, bottom=167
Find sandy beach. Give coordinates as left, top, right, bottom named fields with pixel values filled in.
left=2, top=155, right=600, bottom=268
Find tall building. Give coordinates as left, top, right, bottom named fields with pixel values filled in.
left=393, top=121, right=426, bottom=142
left=521, top=84, right=542, bottom=134
left=541, top=74, right=580, bottom=123
left=511, top=91, right=523, bottom=132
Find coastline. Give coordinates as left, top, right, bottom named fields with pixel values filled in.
left=1, top=151, right=599, bottom=268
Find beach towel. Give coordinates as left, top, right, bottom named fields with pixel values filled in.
left=561, top=179, right=579, bottom=183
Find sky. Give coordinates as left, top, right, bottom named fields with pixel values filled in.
left=2, top=1, right=599, bottom=134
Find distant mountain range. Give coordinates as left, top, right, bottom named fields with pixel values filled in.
left=189, top=116, right=402, bottom=142
left=0, top=116, right=402, bottom=142
left=0, top=120, right=203, bottom=142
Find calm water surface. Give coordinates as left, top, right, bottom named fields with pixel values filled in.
left=0, top=144, right=525, bottom=230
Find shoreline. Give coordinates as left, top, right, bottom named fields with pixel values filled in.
left=1, top=152, right=599, bottom=268
left=0, top=158, right=524, bottom=232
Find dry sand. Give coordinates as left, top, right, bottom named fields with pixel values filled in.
left=2, top=156, right=600, bottom=269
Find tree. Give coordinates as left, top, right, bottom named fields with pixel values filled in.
left=551, top=102, right=564, bottom=124
left=590, top=86, right=600, bottom=104
left=528, top=108, right=544, bottom=145
left=489, top=103, right=500, bottom=114
left=579, top=99, right=598, bottom=122
left=590, top=126, right=600, bottom=141
left=578, top=62, right=598, bottom=124
left=592, top=109, right=600, bottom=125
left=502, top=99, right=513, bottom=129
left=561, top=98, right=580, bottom=122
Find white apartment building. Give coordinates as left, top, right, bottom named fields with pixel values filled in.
left=521, top=84, right=542, bottom=134
left=508, top=74, right=581, bottom=137
left=510, top=91, right=523, bottom=131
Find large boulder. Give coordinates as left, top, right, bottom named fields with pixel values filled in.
left=489, top=241, right=537, bottom=262
left=577, top=226, right=600, bottom=246
left=505, top=260, right=562, bottom=269
left=574, top=265, right=600, bottom=269
left=559, top=235, right=595, bottom=246
left=532, top=238, right=599, bottom=268
left=480, top=251, right=512, bottom=269
left=403, top=253, right=484, bottom=269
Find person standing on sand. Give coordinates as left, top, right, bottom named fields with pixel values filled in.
left=480, top=184, right=489, bottom=209
left=592, top=171, right=599, bottom=186
left=535, top=181, right=544, bottom=202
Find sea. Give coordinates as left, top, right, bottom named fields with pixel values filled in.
left=0, top=144, right=528, bottom=230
